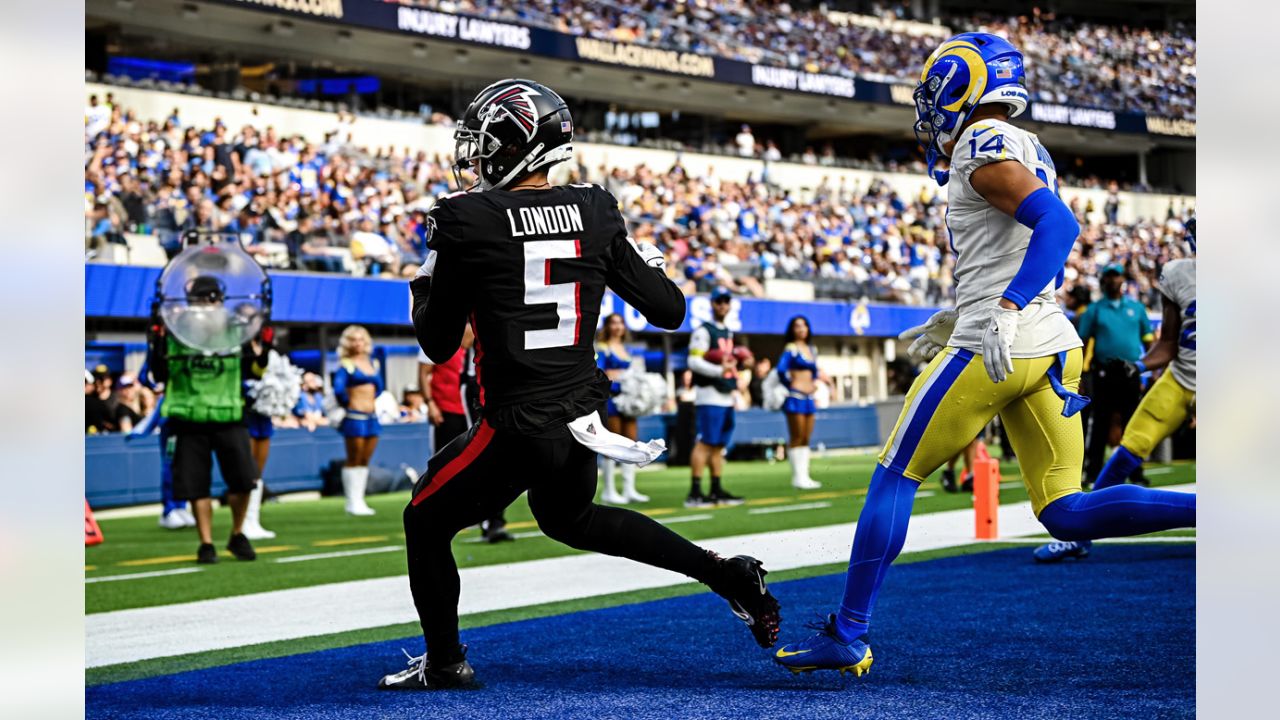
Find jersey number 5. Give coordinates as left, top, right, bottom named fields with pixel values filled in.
left=524, top=240, right=582, bottom=350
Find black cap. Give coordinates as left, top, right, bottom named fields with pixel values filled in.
left=185, top=275, right=226, bottom=303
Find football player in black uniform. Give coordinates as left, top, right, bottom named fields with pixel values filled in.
left=379, top=79, right=781, bottom=690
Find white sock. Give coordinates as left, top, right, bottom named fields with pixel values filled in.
left=621, top=463, right=647, bottom=501
left=343, top=467, right=376, bottom=515
left=242, top=479, right=276, bottom=539
left=795, top=446, right=810, bottom=480
left=601, top=458, right=621, bottom=500
left=789, top=447, right=803, bottom=483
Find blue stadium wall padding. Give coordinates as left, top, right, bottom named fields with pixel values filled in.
left=86, top=263, right=945, bottom=337
left=86, top=423, right=434, bottom=509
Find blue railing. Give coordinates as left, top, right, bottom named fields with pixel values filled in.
left=86, top=263, right=939, bottom=337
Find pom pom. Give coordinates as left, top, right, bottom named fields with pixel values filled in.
left=614, top=369, right=668, bottom=418
left=246, top=350, right=304, bottom=417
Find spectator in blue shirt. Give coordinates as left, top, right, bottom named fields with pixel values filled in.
left=292, top=372, right=330, bottom=432
left=1077, top=263, right=1155, bottom=488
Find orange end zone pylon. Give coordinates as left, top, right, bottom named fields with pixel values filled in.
left=85, top=498, right=104, bottom=546
left=973, top=442, right=1000, bottom=539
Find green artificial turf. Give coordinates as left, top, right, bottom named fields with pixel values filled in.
left=85, top=455, right=1196, bottom=615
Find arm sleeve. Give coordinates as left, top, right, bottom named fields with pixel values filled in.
left=1002, top=187, right=1080, bottom=309
left=687, top=325, right=722, bottom=379
left=775, top=348, right=794, bottom=388
left=411, top=201, right=470, bottom=363
left=604, top=220, right=686, bottom=329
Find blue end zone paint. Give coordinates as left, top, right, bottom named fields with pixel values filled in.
left=88, top=546, right=1194, bottom=720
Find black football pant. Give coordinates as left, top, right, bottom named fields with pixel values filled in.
left=404, top=418, right=720, bottom=665
left=434, top=412, right=508, bottom=532
left=1085, top=365, right=1143, bottom=485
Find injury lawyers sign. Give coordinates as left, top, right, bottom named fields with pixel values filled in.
left=750, top=65, right=855, bottom=98
left=396, top=7, right=531, bottom=50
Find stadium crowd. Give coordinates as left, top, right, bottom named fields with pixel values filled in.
left=421, top=1, right=1195, bottom=119
left=85, top=95, right=1193, bottom=312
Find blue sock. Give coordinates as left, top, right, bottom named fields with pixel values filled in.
left=1093, top=446, right=1143, bottom=490
left=835, top=464, right=919, bottom=642
left=1039, top=485, right=1195, bottom=542
left=159, top=425, right=185, bottom=514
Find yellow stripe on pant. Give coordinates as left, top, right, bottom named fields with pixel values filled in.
left=1119, top=371, right=1196, bottom=458
left=878, top=347, right=1084, bottom=515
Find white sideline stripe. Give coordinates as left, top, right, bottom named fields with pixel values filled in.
left=274, top=546, right=403, bottom=564
left=748, top=501, right=832, bottom=515
left=657, top=514, right=713, bottom=525
left=1144, top=467, right=1173, bottom=475
left=85, top=483, right=1194, bottom=668
left=85, top=568, right=204, bottom=584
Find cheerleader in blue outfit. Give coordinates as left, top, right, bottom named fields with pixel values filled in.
left=777, top=315, right=825, bottom=489
left=335, top=325, right=382, bottom=516
left=596, top=313, right=648, bottom=504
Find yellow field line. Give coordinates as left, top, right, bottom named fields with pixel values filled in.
left=118, top=545, right=299, bottom=567
left=312, top=536, right=388, bottom=547
left=85, top=565, right=97, bottom=571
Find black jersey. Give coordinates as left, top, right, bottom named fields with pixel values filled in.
left=411, top=184, right=684, bottom=434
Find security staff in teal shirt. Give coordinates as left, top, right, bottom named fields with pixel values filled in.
left=1077, top=263, right=1154, bottom=487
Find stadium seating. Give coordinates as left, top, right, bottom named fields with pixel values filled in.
left=84, top=83, right=1194, bottom=311
left=413, top=1, right=1195, bottom=119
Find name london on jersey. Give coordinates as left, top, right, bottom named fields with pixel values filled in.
left=506, top=205, right=586, bottom=237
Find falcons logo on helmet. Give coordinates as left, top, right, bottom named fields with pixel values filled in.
left=479, top=83, right=541, bottom=141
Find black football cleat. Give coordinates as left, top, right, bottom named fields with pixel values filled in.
left=707, top=488, right=745, bottom=506
left=226, top=533, right=256, bottom=561
left=196, top=543, right=218, bottom=564
left=684, top=490, right=713, bottom=509
left=481, top=520, right=514, bottom=544
left=707, top=554, right=781, bottom=648
left=940, top=467, right=958, bottom=493
left=378, top=647, right=476, bottom=690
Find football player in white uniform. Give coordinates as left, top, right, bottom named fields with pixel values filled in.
left=1036, top=217, right=1196, bottom=562
left=775, top=33, right=1197, bottom=676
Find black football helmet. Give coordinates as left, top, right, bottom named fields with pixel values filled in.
left=453, top=78, right=574, bottom=191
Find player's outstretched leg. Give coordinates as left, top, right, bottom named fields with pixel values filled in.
left=774, top=463, right=917, bottom=675
left=1034, top=446, right=1144, bottom=562
left=530, top=441, right=780, bottom=647
left=1038, top=484, right=1195, bottom=542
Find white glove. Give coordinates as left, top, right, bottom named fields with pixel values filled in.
left=898, top=309, right=957, bottom=363
left=981, top=305, right=1020, bottom=383
left=414, top=249, right=438, bottom=279
left=628, top=238, right=666, bottom=271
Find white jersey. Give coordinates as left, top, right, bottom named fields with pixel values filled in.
left=1157, top=258, right=1196, bottom=392
left=945, top=119, right=1081, bottom=357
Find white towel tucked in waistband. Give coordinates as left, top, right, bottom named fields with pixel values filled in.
left=567, top=411, right=667, bottom=467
